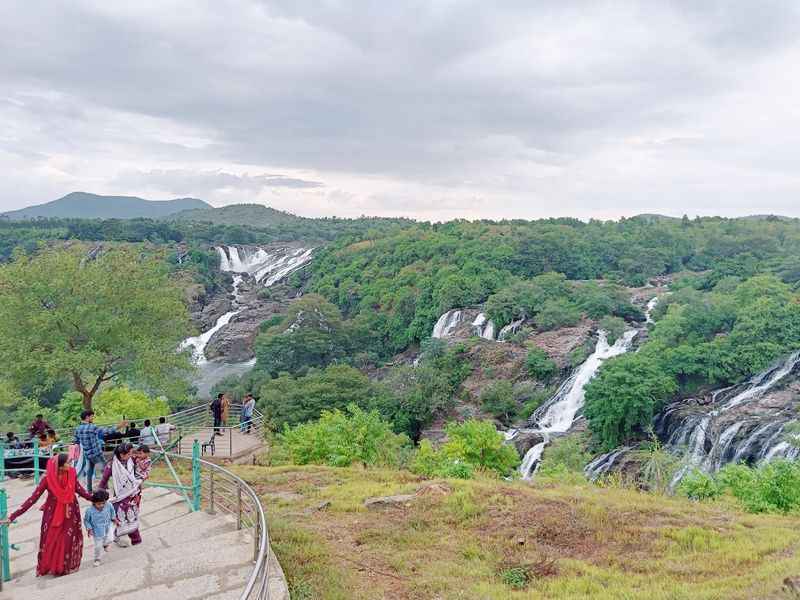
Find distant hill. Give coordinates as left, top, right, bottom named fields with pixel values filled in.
left=171, top=203, right=305, bottom=227
left=3, top=192, right=211, bottom=220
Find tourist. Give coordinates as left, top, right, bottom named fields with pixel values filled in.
left=84, top=489, right=117, bottom=567
left=133, top=445, right=152, bottom=483
left=5, top=431, right=21, bottom=449
left=124, top=421, right=141, bottom=443
left=38, top=432, right=52, bottom=450
left=99, top=443, right=142, bottom=547
left=28, top=413, right=51, bottom=438
left=0, top=454, right=93, bottom=576
left=47, top=429, right=59, bottom=446
left=155, top=416, right=176, bottom=447
left=139, top=419, right=157, bottom=446
left=221, top=393, right=231, bottom=428
left=240, top=393, right=256, bottom=434
left=74, top=410, right=123, bottom=493
left=210, top=394, right=223, bottom=436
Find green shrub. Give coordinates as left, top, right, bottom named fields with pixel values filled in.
left=411, top=419, right=519, bottom=478
left=480, top=381, right=517, bottom=425
left=525, top=348, right=558, bottom=381
left=537, top=434, right=591, bottom=477
left=500, top=567, right=529, bottom=590
left=598, top=315, right=626, bottom=344
left=719, top=460, right=800, bottom=513
left=279, top=404, right=411, bottom=468
left=635, top=436, right=681, bottom=494
left=534, top=300, right=581, bottom=331
left=679, top=469, right=722, bottom=501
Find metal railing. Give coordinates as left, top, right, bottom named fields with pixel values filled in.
left=0, top=440, right=273, bottom=599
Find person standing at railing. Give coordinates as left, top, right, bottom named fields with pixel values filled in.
left=155, top=416, right=176, bottom=447
left=211, top=394, right=224, bottom=436
left=5, top=431, right=21, bottom=449
left=240, top=394, right=256, bottom=434
left=0, top=454, right=93, bottom=577
left=221, top=393, right=231, bottom=428
left=123, top=421, right=141, bottom=443
left=139, top=419, right=157, bottom=446
left=74, top=410, right=124, bottom=493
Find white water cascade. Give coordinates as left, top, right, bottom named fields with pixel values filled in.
left=472, top=313, right=496, bottom=340
left=181, top=245, right=314, bottom=396
left=432, top=310, right=463, bottom=338
left=665, top=350, right=800, bottom=485
left=518, top=329, right=639, bottom=479
left=645, top=296, right=659, bottom=324
left=216, top=246, right=313, bottom=285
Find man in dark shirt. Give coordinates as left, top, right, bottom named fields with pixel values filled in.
left=124, top=421, right=141, bottom=443
left=210, top=394, right=223, bottom=436
left=28, top=414, right=51, bottom=438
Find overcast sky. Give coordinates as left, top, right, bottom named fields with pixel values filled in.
left=2, top=1, right=800, bottom=221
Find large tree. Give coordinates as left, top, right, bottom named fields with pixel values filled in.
left=0, top=246, right=194, bottom=409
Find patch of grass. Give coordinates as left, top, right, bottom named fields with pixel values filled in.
left=232, top=463, right=800, bottom=600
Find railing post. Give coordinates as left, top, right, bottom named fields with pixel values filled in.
left=191, top=440, right=201, bottom=512
left=237, top=484, right=243, bottom=530
left=209, top=470, right=216, bottom=515
left=33, top=438, right=40, bottom=485
left=1, top=488, right=10, bottom=584
left=253, top=517, right=259, bottom=562
left=0, top=441, right=5, bottom=482
left=229, top=429, right=233, bottom=457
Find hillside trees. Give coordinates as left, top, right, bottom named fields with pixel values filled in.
left=0, top=247, right=194, bottom=410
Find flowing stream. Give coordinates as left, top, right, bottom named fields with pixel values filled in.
left=515, top=329, right=638, bottom=479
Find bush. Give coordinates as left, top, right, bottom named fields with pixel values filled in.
left=525, top=348, right=558, bottom=381
left=534, top=300, right=581, bottom=331
left=598, top=315, right=626, bottom=344
left=537, top=434, right=591, bottom=478
left=719, top=460, right=800, bottom=513
left=280, top=404, right=411, bottom=468
left=480, top=381, right=517, bottom=425
left=679, top=469, right=722, bottom=501
left=94, top=386, right=171, bottom=424
left=411, top=419, right=519, bottom=478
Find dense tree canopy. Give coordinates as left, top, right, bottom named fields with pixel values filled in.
left=0, top=247, right=194, bottom=409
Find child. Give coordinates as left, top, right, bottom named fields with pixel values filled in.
left=84, top=489, right=117, bottom=566
left=133, top=444, right=151, bottom=482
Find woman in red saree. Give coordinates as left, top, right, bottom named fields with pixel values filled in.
left=1, top=454, right=93, bottom=576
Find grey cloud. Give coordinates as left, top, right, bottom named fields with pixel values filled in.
left=114, top=169, right=323, bottom=195
left=1, top=2, right=800, bottom=217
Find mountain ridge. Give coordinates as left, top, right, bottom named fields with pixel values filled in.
left=2, top=192, right=211, bottom=220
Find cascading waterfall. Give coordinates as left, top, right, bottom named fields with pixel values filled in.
left=432, top=310, right=463, bottom=338
left=645, top=296, right=659, bottom=324
left=498, top=319, right=524, bottom=341
left=181, top=245, right=315, bottom=396
left=216, top=245, right=313, bottom=284
left=663, top=350, right=800, bottom=484
left=517, top=329, right=638, bottom=479
left=472, top=313, right=496, bottom=340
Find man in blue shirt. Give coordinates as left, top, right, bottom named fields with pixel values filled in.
left=74, top=410, right=121, bottom=492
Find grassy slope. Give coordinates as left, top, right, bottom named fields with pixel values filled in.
left=231, top=465, right=800, bottom=600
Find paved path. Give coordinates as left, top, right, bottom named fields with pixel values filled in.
left=1, top=477, right=288, bottom=600
left=175, top=428, right=265, bottom=461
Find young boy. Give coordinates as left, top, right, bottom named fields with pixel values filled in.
left=84, top=489, right=117, bottom=566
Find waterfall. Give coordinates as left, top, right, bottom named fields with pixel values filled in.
left=472, top=313, right=497, bottom=340
left=498, top=318, right=524, bottom=341
left=180, top=275, right=246, bottom=364
left=519, top=329, right=638, bottom=479
left=645, top=296, right=659, bottom=324
left=432, top=310, right=463, bottom=338
left=664, top=350, right=800, bottom=484
left=181, top=245, right=315, bottom=396
left=217, top=245, right=313, bottom=285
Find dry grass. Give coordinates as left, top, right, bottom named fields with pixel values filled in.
left=230, top=464, right=800, bottom=600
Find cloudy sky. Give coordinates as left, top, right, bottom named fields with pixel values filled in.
left=2, top=1, right=800, bottom=221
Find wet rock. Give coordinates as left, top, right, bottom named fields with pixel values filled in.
left=513, top=431, right=546, bottom=457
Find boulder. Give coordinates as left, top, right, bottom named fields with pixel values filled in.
left=364, top=482, right=452, bottom=509
left=513, top=431, right=546, bottom=457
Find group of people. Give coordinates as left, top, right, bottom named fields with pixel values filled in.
left=0, top=415, right=153, bottom=576
left=210, top=392, right=256, bottom=435
left=4, top=414, right=59, bottom=452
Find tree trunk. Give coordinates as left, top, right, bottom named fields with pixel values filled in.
left=72, top=369, right=106, bottom=411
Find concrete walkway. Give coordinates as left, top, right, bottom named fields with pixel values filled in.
left=1, top=477, right=289, bottom=600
